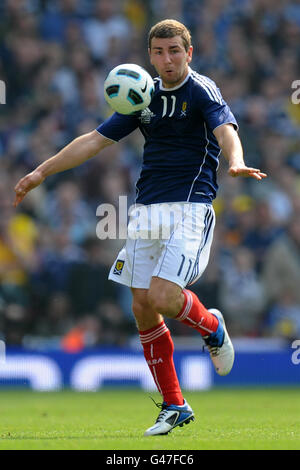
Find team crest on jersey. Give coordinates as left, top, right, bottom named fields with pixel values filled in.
left=114, top=259, right=125, bottom=275
left=139, top=107, right=155, bottom=124
left=180, top=101, right=187, bottom=118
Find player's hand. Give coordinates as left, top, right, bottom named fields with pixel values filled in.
left=228, top=166, right=267, bottom=181
left=13, top=170, right=45, bottom=207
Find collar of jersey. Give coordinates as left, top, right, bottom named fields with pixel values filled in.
left=158, top=67, right=192, bottom=92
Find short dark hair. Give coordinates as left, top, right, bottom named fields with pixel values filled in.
left=148, top=19, right=192, bottom=52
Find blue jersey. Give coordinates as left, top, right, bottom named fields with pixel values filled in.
left=96, top=67, right=238, bottom=205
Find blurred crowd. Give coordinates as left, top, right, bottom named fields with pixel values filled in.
left=0, top=0, right=300, bottom=348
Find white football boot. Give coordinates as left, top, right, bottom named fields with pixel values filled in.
left=203, top=309, right=235, bottom=376
left=144, top=400, right=194, bottom=436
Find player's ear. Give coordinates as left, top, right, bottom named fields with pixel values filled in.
left=187, top=45, right=193, bottom=63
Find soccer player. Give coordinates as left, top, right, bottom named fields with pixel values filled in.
left=14, top=19, right=267, bottom=436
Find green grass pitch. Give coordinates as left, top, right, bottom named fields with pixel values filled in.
left=0, top=388, right=299, bottom=450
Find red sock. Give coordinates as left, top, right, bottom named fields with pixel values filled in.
left=175, top=289, right=219, bottom=335
left=139, top=321, right=184, bottom=406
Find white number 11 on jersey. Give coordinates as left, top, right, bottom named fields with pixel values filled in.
left=161, top=95, right=176, bottom=117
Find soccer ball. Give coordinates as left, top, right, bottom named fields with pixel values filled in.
left=104, top=63, right=154, bottom=115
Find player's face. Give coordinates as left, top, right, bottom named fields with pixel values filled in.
left=149, top=36, right=193, bottom=88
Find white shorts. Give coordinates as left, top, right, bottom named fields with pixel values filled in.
left=108, top=202, right=215, bottom=290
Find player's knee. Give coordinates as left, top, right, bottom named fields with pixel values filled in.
left=132, top=298, right=147, bottom=319
left=147, top=289, right=171, bottom=316
left=132, top=296, right=153, bottom=322
left=132, top=298, right=161, bottom=330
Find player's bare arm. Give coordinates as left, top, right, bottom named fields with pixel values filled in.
left=14, top=130, right=114, bottom=207
left=213, top=123, right=267, bottom=181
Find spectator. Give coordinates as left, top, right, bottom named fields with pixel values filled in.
left=66, top=236, right=117, bottom=317
left=61, top=314, right=103, bottom=352
left=0, top=176, right=38, bottom=344
left=218, top=246, right=266, bottom=336
left=262, top=217, right=300, bottom=305
left=82, top=0, right=131, bottom=62
left=264, top=290, right=300, bottom=341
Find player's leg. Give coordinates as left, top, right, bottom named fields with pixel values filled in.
left=131, top=287, right=194, bottom=435
left=148, top=277, right=219, bottom=337
left=108, top=209, right=196, bottom=434
left=148, top=277, right=233, bottom=376
left=131, top=287, right=183, bottom=405
left=150, top=202, right=234, bottom=376
left=108, top=227, right=186, bottom=410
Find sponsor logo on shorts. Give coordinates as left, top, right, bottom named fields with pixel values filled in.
left=114, top=259, right=125, bottom=275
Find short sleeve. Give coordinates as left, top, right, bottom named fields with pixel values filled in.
left=96, top=112, right=139, bottom=142
left=194, top=76, right=238, bottom=132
